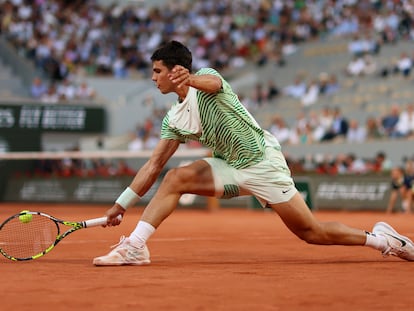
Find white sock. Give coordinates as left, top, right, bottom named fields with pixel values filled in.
left=129, top=221, right=155, bottom=248
left=402, top=200, right=409, bottom=212
left=364, top=232, right=388, bottom=251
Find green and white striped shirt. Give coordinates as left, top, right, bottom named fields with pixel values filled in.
left=161, top=68, right=281, bottom=169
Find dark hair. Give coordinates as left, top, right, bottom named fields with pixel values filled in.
left=150, top=40, right=192, bottom=72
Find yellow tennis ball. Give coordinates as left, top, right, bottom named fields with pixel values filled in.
left=19, top=210, right=32, bottom=224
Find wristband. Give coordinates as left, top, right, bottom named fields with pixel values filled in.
left=115, top=187, right=141, bottom=210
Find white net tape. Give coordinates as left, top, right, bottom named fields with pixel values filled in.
left=0, top=148, right=209, bottom=160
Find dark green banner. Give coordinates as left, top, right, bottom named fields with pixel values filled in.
left=1, top=174, right=392, bottom=211
left=0, top=103, right=106, bottom=133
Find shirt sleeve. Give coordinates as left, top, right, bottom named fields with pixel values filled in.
left=160, top=112, right=187, bottom=143
left=195, top=67, right=233, bottom=94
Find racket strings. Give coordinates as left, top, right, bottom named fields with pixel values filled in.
left=0, top=214, right=58, bottom=259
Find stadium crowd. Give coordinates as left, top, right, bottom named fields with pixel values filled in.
left=1, top=0, right=413, bottom=107
left=1, top=0, right=413, bottom=82
left=2, top=0, right=414, bottom=178
left=267, top=101, right=414, bottom=146
left=31, top=157, right=136, bottom=178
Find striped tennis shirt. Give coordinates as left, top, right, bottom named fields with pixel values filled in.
left=161, top=67, right=281, bottom=169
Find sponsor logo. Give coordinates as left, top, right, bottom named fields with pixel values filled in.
left=385, top=233, right=406, bottom=247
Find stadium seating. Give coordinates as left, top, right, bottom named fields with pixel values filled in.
left=1, top=0, right=414, bottom=167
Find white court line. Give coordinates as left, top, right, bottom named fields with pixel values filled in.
left=56, top=236, right=286, bottom=244
left=8, top=232, right=414, bottom=245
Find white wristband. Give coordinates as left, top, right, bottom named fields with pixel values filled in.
left=115, top=187, right=141, bottom=210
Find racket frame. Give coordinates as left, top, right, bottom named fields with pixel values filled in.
left=0, top=211, right=114, bottom=261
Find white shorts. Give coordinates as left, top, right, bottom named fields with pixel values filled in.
left=203, top=147, right=297, bottom=207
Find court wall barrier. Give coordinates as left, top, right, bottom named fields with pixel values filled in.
left=1, top=174, right=394, bottom=212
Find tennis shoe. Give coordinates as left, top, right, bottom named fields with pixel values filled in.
left=93, top=236, right=150, bottom=266
left=372, top=222, right=414, bottom=261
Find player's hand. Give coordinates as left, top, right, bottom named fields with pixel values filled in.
left=104, top=204, right=125, bottom=227
left=169, top=65, right=191, bottom=89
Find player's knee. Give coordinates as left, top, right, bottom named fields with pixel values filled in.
left=163, top=167, right=196, bottom=191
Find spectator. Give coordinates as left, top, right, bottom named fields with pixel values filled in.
left=297, top=123, right=315, bottom=145
left=386, top=166, right=406, bottom=213
left=293, top=111, right=309, bottom=134
left=362, top=54, right=377, bottom=75
left=323, top=74, right=340, bottom=95
left=128, top=123, right=160, bottom=151
left=41, top=84, right=59, bottom=104
left=321, top=107, right=349, bottom=142
left=373, top=10, right=398, bottom=44
left=347, top=34, right=370, bottom=57
left=381, top=104, right=400, bottom=137
left=128, top=131, right=145, bottom=151
left=301, top=79, right=319, bottom=107
left=283, top=75, right=307, bottom=99
left=95, top=48, right=113, bottom=75
left=76, top=81, right=96, bottom=100
left=318, top=72, right=330, bottom=95
left=315, top=155, right=339, bottom=175
left=143, top=131, right=160, bottom=150
left=365, top=116, right=383, bottom=140
left=394, top=103, right=414, bottom=137
left=287, top=126, right=301, bottom=145
left=268, top=115, right=291, bottom=145
left=312, top=107, right=333, bottom=142
left=371, top=151, right=393, bottom=173
left=394, top=52, right=412, bottom=78
left=345, top=55, right=366, bottom=76
left=252, top=83, right=267, bottom=106
left=115, top=160, right=136, bottom=176
left=334, top=153, right=349, bottom=174
left=43, top=50, right=67, bottom=81
left=30, top=76, right=47, bottom=99
left=343, top=153, right=368, bottom=174
left=265, top=80, right=280, bottom=102
left=57, top=78, right=76, bottom=101
left=113, top=49, right=128, bottom=79
left=346, top=119, right=366, bottom=143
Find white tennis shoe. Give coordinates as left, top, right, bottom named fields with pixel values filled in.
left=93, top=236, right=150, bottom=266
left=372, top=222, right=414, bottom=261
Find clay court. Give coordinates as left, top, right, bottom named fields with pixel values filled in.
left=1, top=202, right=414, bottom=311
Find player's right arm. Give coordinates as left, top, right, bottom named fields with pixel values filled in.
left=131, top=138, right=180, bottom=195
left=105, top=138, right=180, bottom=225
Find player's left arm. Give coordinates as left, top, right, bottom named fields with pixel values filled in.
left=170, top=65, right=222, bottom=94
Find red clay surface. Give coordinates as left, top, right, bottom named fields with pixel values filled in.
left=1, top=203, right=414, bottom=311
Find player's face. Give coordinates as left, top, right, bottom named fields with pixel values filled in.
left=152, top=60, right=174, bottom=94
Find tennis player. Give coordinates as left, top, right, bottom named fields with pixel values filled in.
left=93, top=41, right=414, bottom=265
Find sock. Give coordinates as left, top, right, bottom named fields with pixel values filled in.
left=402, top=200, right=409, bottom=212
left=364, top=231, right=388, bottom=251
left=128, top=221, right=155, bottom=248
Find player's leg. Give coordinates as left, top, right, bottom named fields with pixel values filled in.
left=269, top=192, right=367, bottom=245
left=270, top=192, right=414, bottom=261
left=240, top=147, right=414, bottom=261
left=93, top=159, right=216, bottom=266
left=139, top=159, right=216, bottom=227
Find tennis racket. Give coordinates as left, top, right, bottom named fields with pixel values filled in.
left=0, top=211, right=121, bottom=261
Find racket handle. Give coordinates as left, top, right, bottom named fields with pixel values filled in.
left=84, top=215, right=123, bottom=228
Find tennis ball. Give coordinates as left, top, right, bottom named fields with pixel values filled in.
left=19, top=210, right=32, bottom=224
